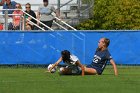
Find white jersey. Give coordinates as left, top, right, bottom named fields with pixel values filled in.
left=65, top=54, right=79, bottom=66
left=62, top=54, right=81, bottom=75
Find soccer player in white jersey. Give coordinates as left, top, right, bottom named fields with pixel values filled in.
left=48, top=50, right=84, bottom=76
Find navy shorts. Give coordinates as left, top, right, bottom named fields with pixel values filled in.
left=86, top=65, right=102, bottom=75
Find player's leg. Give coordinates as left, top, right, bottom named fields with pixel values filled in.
left=59, top=67, right=72, bottom=75
left=59, top=66, right=81, bottom=75
left=84, top=67, right=97, bottom=75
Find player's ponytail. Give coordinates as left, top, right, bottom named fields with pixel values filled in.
left=104, top=38, right=110, bottom=47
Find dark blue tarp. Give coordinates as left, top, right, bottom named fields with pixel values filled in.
left=0, top=31, right=139, bottom=64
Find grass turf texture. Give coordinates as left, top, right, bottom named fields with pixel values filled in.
left=0, top=66, right=140, bottom=93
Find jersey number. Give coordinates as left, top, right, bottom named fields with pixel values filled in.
left=93, top=58, right=99, bottom=63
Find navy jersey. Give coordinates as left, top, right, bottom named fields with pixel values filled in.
left=87, top=49, right=112, bottom=74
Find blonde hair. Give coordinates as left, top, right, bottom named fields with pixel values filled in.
left=103, top=38, right=110, bottom=47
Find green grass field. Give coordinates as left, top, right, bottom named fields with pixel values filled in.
left=0, top=66, right=140, bottom=93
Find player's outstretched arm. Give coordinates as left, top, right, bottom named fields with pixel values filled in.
left=110, top=59, right=118, bottom=76
left=48, top=57, right=62, bottom=72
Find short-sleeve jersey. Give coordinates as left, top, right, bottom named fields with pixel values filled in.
left=91, top=49, right=112, bottom=74
left=64, top=55, right=79, bottom=66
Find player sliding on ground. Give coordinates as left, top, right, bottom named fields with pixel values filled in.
left=84, top=37, right=118, bottom=76
left=48, top=50, right=84, bottom=76
left=48, top=38, right=118, bottom=76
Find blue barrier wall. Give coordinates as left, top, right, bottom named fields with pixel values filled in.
left=0, top=31, right=139, bottom=65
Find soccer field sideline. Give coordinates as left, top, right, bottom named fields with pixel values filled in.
left=0, top=66, right=140, bottom=93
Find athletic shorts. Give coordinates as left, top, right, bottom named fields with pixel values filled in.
left=66, top=66, right=82, bottom=75
left=86, top=65, right=102, bottom=75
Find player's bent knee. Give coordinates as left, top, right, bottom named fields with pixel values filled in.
left=59, top=67, right=65, bottom=75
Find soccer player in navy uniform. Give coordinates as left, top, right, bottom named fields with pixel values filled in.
left=84, top=38, right=118, bottom=76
